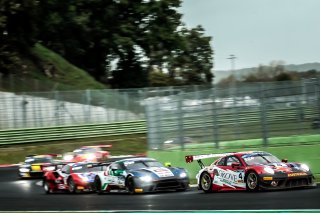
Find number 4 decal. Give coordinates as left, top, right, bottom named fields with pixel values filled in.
left=238, top=173, right=243, bottom=179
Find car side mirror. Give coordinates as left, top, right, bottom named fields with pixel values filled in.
left=164, top=162, right=172, bottom=167
left=231, top=162, right=241, bottom=168
left=281, top=159, right=288, bottom=163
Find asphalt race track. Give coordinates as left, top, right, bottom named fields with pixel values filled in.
left=1, top=166, right=320, bottom=211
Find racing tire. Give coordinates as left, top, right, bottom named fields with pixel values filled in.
left=245, top=171, right=260, bottom=191
left=200, top=172, right=213, bottom=193
left=94, top=176, right=103, bottom=195
left=68, top=178, right=77, bottom=193
left=126, top=176, right=136, bottom=195
left=43, top=180, right=53, bottom=194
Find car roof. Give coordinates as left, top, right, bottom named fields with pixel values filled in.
left=116, top=157, right=157, bottom=163
left=26, top=155, right=53, bottom=159
left=226, top=151, right=270, bottom=158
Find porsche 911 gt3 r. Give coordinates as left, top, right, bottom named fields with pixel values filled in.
left=94, top=157, right=189, bottom=194
left=185, top=151, right=316, bottom=192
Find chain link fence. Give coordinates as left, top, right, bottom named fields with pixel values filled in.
left=1, top=73, right=320, bottom=149
left=145, top=78, right=320, bottom=150
left=0, top=74, right=211, bottom=129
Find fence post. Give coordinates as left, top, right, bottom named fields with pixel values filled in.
left=22, top=93, right=27, bottom=128
left=85, top=89, right=91, bottom=123
left=259, top=83, right=268, bottom=146
left=211, top=88, right=219, bottom=149
left=317, top=78, right=320, bottom=118
left=177, top=92, right=184, bottom=150
left=54, top=91, right=60, bottom=126
left=145, top=99, right=161, bottom=150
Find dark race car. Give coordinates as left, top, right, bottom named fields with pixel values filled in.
left=43, top=162, right=108, bottom=194
left=185, top=151, right=316, bottom=192
left=18, top=154, right=59, bottom=178
left=94, top=157, right=190, bottom=194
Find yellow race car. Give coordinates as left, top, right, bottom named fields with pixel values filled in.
left=18, top=154, right=59, bottom=178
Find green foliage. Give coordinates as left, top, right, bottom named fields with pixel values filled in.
left=149, top=71, right=171, bottom=87
left=1, top=0, right=214, bottom=89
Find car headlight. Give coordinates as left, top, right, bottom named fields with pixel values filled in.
left=301, top=164, right=309, bottom=171
left=139, top=175, right=153, bottom=182
left=63, top=155, right=73, bottom=161
left=86, top=153, right=96, bottom=161
left=19, top=168, right=30, bottom=173
left=264, top=167, right=274, bottom=174
left=180, top=172, right=187, bottom=178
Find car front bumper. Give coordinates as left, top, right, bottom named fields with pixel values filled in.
left=259, top=172, right=315, bottom=190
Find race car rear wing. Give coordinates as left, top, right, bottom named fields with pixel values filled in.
left=185, top=153, right=234, bottom=169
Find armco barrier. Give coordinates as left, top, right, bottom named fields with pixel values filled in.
left=0, top=120, right=147, bottom=145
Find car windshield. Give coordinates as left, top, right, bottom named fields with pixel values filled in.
left=123, top=160, right=163, bottom=170
left=242, top=153, right=281, bottom=166
left=25, top=157, right=52, bottom=164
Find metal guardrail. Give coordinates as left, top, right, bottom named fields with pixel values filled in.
left=0, top=120, right=147, bottom=145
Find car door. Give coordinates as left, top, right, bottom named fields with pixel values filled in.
left=103, top=162, right=125, bottom=187
left=213, top=156, right=246, bottom=189
left=60, top=165, right=71, bottom=185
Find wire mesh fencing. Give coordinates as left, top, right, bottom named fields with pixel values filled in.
left=145, top=79, right=320, bottom=150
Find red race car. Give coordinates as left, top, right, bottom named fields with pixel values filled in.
left=185, top=151, right=316, bottom=192
left=62, top=145, right=112, bottom=163
left=43, top=162, right=108, bottom=194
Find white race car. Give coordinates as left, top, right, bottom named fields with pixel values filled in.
left=94, top=157, right=189, bottom=194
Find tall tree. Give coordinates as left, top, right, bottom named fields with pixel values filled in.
left=3, top=0, right=214, bottom=88
left=0, top=0, right=38, bottom=75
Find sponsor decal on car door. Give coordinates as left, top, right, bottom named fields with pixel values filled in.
left=212, top=166, right=245, bottom=189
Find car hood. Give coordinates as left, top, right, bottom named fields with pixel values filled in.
left=264, top=162, right=308, bottom=173
left=138, top=167, right=175, bottom=178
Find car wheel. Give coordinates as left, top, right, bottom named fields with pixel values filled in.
left=43, top=180, right=53, bottom=194
left=68, top=178, right=77, bottom=193
left=94, top=176, right=103, bottom=195
left=246, top=171, right=259, bottom=191
left=126, top=176, right=136, bottom=194
left=200, top=172, right=213, bottom=193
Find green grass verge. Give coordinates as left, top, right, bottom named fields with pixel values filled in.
left=171, top=134, right=320, bottom=150
left=0, top=134, right=147, bottom=164
left=148, top=144, right=320, bottom=183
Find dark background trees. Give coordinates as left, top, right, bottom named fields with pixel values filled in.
left=0, top=0, right=214, bottom=88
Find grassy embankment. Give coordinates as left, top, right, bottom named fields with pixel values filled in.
left=1, top=43, right=106, bottom=92
left=0, top=133, right=147, bottom=164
